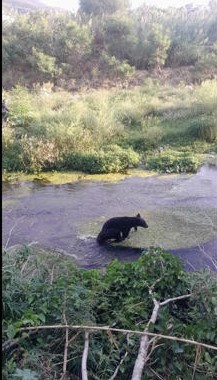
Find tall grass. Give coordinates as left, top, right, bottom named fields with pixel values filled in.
left=2, top=80, right=217, bottom=173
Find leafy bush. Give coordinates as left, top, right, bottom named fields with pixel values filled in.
left=19, top=136, right=60, bottom=173
left=145, top=150, right=200, bottom=173
left=122, top=126, right=163, bottom=152
left=60, top=145, right=140, bottom=173
left=101, top=52, right=135, bottom=79
left=2, top=127, right=22, bottom=171
left=2, top=246, right=217, bottom=379
left=194, top=80, right=217, bottom=111
left=2, top=246, right=96, bottom=379
left=115, top=103, right=143, bottom=128
left=8, top=86, right=39, bottom=128
left=195, top=116, right=217, bottom=143
left=196, top=43, right=217, bottom=72
left=30, top=48, right=62, bottom=79
left=98, top=247, right=187, bottom=329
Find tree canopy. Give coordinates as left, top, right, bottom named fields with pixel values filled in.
left=79, top=0, right=130, bottom=15
left=2, top=1, right=217, bottom=89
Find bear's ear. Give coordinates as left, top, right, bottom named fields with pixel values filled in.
left=136, top=213, right=141, bottom=218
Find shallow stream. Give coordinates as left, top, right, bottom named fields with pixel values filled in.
left=2, top=165, right=217, bottom=271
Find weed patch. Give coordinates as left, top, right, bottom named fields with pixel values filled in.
left=145, top=150, right=200, bottom=173
left=3, top=81, right=217, bottom=174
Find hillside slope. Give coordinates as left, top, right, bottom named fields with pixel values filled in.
left=2, top=0, right=67, bottom=13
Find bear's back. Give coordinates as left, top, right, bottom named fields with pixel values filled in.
left=102, top=216, right=135, bottom=231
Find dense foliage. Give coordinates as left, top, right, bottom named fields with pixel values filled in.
left=2, top=246, right=217, bottom=379
left=2, top=1, right=217, bottom=89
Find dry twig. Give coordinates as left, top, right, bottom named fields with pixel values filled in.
left=109, top=351, right=128, bottom=380
left=61, top=301, right=69, bottom=380
left=192, top=344, right=201, bottom=380
left=4, top=216, right=25, bottom=250
left=81, top=331, right=89, bottom=380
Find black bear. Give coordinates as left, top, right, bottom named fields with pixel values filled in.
left=97, top=213, right=148, bottom=245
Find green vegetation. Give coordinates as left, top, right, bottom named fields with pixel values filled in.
left=2, top=3, right=217, bottom=379
left=2, top=1, right=217, bottom=175
left=145, top=150, right=200, bottom=173
left=2, top=245, right=217, bottom=379
left=2, top=1, right=217, bottom=88
left=2, top=80, right=217, bottom=174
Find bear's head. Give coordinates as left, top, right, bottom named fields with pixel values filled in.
left=136, top=213, right=148, bottom=228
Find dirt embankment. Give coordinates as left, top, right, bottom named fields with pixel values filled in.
left=54, top=65, right=217, bottom=92
left=127, top=66, right=217, bottom=86
left=3, top=65, right=217, bottom=93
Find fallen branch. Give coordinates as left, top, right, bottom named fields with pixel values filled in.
left=160, top=293, right=192, bottom=306
left=19, top=324, right=217, bottom=351
left=55, top=332, right=81, bottom=367
left=131, top=292, right=193, bottom=380
left=61, top=311, right=69, bottom=380
left=131, top=297, right=160, bottom=380
left=82, top=331, right=89, bottom=380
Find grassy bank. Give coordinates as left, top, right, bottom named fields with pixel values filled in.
left=2, top=80, right=217, bottom=175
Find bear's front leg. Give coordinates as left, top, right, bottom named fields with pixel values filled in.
left=114, top=231, right=124, bottom=242
left=121, top=228, right=131, bottom=240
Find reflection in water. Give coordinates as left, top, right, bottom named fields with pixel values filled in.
left=2, top=165, right=217, bottom=271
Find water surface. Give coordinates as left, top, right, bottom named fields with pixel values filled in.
left=2, top=165, right=217, bottom=271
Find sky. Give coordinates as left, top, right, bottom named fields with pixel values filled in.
left=42, top=0, right=211, bottom=13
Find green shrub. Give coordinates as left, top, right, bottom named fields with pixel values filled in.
left=198, top=118, right=217, bottom=143
left=3, top=246, right=217, bottom=379
left=122, top=131, right=162, bottom=152
left=8, top=86, right=39, bottom=128
left=101, top=52, right=135, bottom=79
left=196, top=50, right=217, bottom=71
left=145, top=150, right=200, bottom=173
left=19, top=136, right=60, bottom=173
left=194, top=80, right=217, bottom=110
left=60, top=145, right=140, bottom=173
left=189, top=115, right=217, bottom=143
left=2, top=246, right=95, bottom=379
left=116, top=104, right=143, bottom=128
left=2, top=127, right=22, bottom=171
left=121, top=119, right=163, bottom=152
left=31, top=47, right=62, bottom=79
